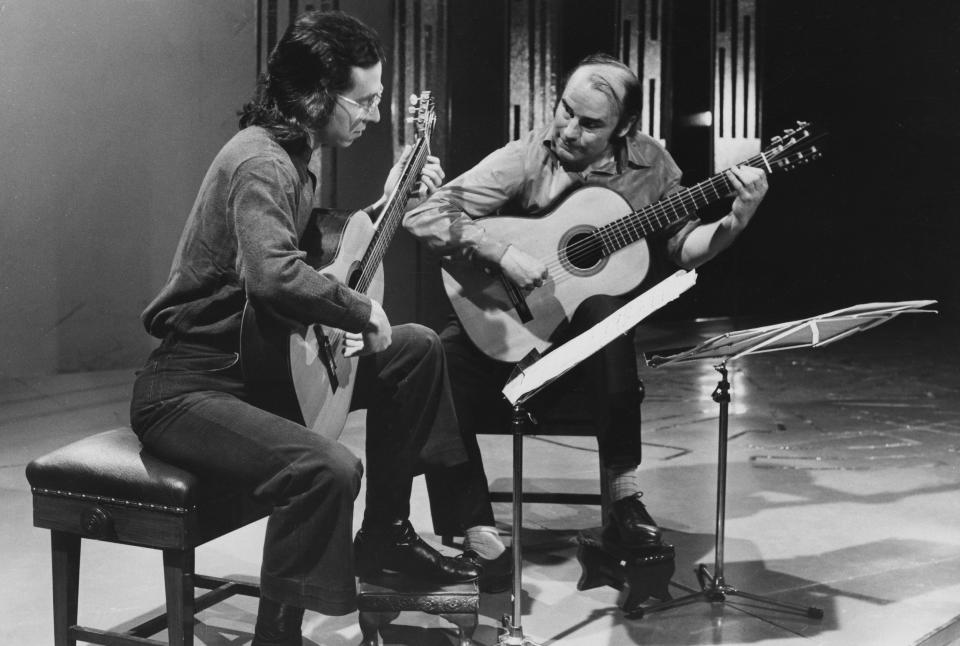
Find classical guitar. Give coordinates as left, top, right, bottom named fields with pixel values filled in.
left=442, top=122, right=823, bottom=362
left=241, top=92, right=437, bottom=438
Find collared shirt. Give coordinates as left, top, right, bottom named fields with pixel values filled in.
left=142, top=126, right=372, bottom=351
left=404, top=125, right=699, bottom=270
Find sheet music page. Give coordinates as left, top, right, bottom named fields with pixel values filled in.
left=502, top=270, right=698, bottom=405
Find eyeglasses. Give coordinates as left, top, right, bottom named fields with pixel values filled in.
left=336, top=90, right=383, bottom=117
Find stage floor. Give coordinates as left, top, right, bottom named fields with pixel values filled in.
left=2, top=315, right=959, bottom=645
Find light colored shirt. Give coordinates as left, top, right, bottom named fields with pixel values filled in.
left=404, top=125, right=699, bottom=270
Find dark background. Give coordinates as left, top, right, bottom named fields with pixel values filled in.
left=434, top=0, right=960, bottom=328
left=4, top=1, right=954, bottom=378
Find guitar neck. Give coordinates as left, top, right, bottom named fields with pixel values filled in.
left=599, top=149, right=774, bottom=255
left=353, top=135, right=430, bottom=293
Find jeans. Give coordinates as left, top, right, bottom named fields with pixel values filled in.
left=130, top=323, right=465, bottom=614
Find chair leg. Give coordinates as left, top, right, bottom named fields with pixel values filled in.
left=51, top=531, right=80, bottom=646
left=163, top=549, right=195, bottom=646
left=598, top=448, right=611, bottom=519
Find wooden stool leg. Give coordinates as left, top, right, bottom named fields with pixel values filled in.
left=576, top=539, right=618, bottom=592
left=51, top=531, right=80, bottom=646
left=444, top=612, right=478, bottom=646
left=163, top=549, right=195, bottom=646
left=358, top=610, right=399, bottom=646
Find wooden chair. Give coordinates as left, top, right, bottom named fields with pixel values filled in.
left=482, top=380, right=645, bottom=514
left=436, top=379, right=645, bottom=548
left=26, top=428, right=269, bottom=646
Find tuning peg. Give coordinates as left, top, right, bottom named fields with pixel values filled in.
left=409, top=93, right=419, bottom=106
left=407, top=105, right=418, bottom=115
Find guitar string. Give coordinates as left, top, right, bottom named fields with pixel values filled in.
left=554, top=138, right=817, bottom=272
left=359, top=138, right=429, bottom=290
left=558, top=154, right=759, bottom=265
left=530, top=144, right=806, bottom=285
left=323, top=134, right=430, bottom=350
left=532, top=165, right=741, bottom=282
left=317, top=134, right=810, bottom=350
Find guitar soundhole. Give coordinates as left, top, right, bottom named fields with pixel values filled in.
left=560, top=226, right=608, bottom=277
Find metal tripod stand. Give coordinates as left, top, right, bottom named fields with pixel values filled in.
left=640, top=363, right=823, bottom=619
left=496, top=403, right=543, bottom=645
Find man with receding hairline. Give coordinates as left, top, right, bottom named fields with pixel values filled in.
left=404, top=53, right=769, bottom=589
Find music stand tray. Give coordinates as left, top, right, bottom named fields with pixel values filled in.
left=638, top=299, right=937, bottom=620
left=496, top=270, right=698, bottom=645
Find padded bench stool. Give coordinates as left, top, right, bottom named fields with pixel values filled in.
left=25, top=428, right=270, bottom=646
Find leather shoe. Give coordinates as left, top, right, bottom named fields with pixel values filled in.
left=602, top=493, right=662, bottom=547
left=457, top=548, right=513, bottom=593
left=251, top=597, right=304, bottom=646
left=355, top=519, right=479, bottom=583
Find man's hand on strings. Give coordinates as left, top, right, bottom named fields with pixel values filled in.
left=416, top=155, right=444, bottom=200
left=382, top=145, right=445, bottom=209
left=727, top=165, right=768, bottom=229
left=500, top=245, right=549, bottom=291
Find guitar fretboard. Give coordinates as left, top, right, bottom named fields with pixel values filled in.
left=593, top=149, right=772, bottom=255
left=353, top=134, right=430, bottom=293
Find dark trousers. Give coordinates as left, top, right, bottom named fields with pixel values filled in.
left=425, top=294, right=644, bottom=536
left=129, top=324, right=464, bottom=615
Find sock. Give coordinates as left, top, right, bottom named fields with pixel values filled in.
left=464, top=525, right=506, bottom=560
left=607, top=464, right=640, bottom=502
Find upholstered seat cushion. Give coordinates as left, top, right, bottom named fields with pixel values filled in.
left=26, top=428, right=220, bottom=511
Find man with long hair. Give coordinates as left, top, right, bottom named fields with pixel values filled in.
left=130, top=10, right=476, bottom=645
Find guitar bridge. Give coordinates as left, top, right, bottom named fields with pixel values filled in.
left=314, top=325, right=340, bottom=392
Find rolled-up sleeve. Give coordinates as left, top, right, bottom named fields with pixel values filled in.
left=232, top=158, right=372, bottom=332
left=404, top=140, right=530, bottom=266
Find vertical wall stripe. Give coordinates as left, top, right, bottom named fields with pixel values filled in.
left=507, top=0, right=558, bottom=141
left=713, top=0, right=760, bottom=172
left=392, top=0, right=448, bottom=160
left=391, top=0, right=448, bottom=324
left=619, top=0, right=664, bottom=141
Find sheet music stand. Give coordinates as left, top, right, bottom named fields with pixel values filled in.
left=638, top=300, right=937, bottom=619
left=496, top=271, right=698, bottom=645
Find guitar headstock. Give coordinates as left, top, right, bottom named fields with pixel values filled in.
left=762, top=121, right=825, bottom=173
left=406, top=91, right=437, bottom=140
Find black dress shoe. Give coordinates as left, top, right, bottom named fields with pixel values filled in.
left=601, top=493, right=662, bottom=547
left=251, top=597, right=304, bottom=646
left=355, top=519, right=479, bottom=583
left=457, top=548, right=513, bottom=593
